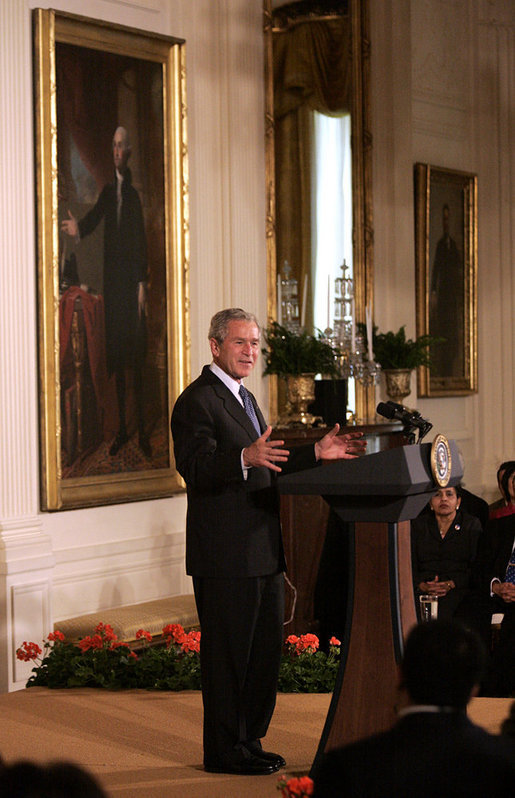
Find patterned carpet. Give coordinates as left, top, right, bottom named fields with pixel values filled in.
left=62, top=416, right=170, bottom=478
left=0, top=689, right=512, bottom=798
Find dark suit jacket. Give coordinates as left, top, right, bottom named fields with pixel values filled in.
left=78, top=167, right=147, bottom=374
left=313, top=711, right=515, bottom=798
left=474, top=514, right=515, bottom=591
left=171, top=366, right=317, bottom=578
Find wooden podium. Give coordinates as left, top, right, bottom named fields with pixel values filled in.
left=277, top=440, right=462, bottom=771
left=274, top=423, right=404, bottom=638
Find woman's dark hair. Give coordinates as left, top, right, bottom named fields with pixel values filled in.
left=431, top=483, right=461, bottom=503
left=497, top=460, right=515, bottom=480
left=500, top=463, right=515, bottom=503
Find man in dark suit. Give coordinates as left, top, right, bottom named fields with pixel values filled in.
left=475, top=513, right=515, bottom=695
left=313, top=619, right=515, bottom=798
left=429, top=203, right=464, bottom=377
left=171, top=308, right=365, bottom=775
left=61, top=126, right=150, bottom=458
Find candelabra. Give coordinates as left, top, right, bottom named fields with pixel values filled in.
left=275, top=259, right=381, bottom=387
left=277, top=261, right=300, bottom=333
left=329, top=260, right=381, bottom=386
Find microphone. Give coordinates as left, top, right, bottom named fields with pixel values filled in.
left=376, top=401, right=433, bottom=443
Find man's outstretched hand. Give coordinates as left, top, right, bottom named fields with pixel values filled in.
left=314, top=424, right=366, bottom=461
left=243, top=426, right=290, bottom=472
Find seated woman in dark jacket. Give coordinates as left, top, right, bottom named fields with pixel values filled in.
left=411, top=485, right=483, bottom=621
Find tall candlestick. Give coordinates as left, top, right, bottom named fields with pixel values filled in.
left=327, top=275, right=331, bottom=330
left=300, top=273, right=308, bottom=329
left=351, top=299, right=356, bottom=351
left=366, top=305, right=373, bottom=361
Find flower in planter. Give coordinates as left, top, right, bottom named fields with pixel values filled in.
left=16, top=641, right=42, bottom=662
left=162, top=623, right=200, bottom=654
left=278, top=634, right=340, bottom=693
left=136, top=629, right=153, bottom=644
left=285, top=633, right=320, bottom=654
left=277, top=774, right=314, bottom=797
left=16, top=625, right=340, bottom=693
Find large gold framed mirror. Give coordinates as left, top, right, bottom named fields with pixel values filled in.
left=264, top=0, right=375, bottom=423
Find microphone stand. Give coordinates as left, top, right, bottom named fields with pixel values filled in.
left=403, top=418, right=433, bottom=445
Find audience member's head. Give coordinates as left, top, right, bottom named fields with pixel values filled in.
left=400, top=619, right=487, bottom=711
left=497, top=460, right=515, bottom=502
left=500, top=462, right=515, bottom=506
left=0, top=761, right=107, bottom=798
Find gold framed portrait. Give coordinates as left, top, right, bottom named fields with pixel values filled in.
left=33, top=9, right=189, bottom=510
left=414, top=163, right=477, bottom=397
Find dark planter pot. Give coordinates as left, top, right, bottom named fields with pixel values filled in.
left=308, top=378, right=348, bottom=427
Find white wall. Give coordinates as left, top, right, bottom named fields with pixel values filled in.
left=0, top=0, right=267, bottom=691
left=371, top=0, right=514, bottom=497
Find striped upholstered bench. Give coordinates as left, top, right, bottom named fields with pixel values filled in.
left=54, top=594, right=199, bottom=649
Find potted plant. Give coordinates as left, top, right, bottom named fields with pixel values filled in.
left=359, top=324, right=442, bottom=402
left=262, top=322, right=340, bottom=425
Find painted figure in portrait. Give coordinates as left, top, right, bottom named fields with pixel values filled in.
left=61, top=126, right=150, bottom=459
left=429, top=197, right=464, bottom=379
left=56, top=43, right=168, bottom=477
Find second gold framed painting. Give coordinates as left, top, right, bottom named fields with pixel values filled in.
left=34, top=9, right=189, bottom=509
left=415, top=163, right=477, bottom=397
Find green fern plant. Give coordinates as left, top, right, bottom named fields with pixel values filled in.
left=360, top=324, right=442, bottom=370
left=262, top=322, right=340, bottom=378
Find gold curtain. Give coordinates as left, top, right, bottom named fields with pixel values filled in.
left=273, top=16, right=352, bottom=331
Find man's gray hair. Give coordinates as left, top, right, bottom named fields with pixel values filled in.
left=208, top=308, right=260, bottom=344
left=113, top=126, right=131, bottom=152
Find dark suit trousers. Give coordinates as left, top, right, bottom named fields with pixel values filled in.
left=193, top=572, right=284, bottom=766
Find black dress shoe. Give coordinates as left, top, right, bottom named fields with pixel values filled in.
left=253, top=749, right=286, bottom=768
left=246, top=743, right=286, bottom=768
left=109, top=431, right=128, bottom=456
left=204, top=753, right=280, bottom=775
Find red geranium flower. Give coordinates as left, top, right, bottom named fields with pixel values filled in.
left=297, top=634, right=319, bottom=654
left=47, top=630, right=65, bottom=643
left=162, top=623, right=187, bottom=645
left=277, top=775, right=314, bottom=797
left=329, top=636, right=341, bottom=647
left=136, top=629, right=153, bottom=643
left=94, top=622, right=116, bottom=641
left=180, top=630, right=200, bottom=654
left=16, top=641, right=42, bottom=662
left=110, top=640, right=130, bottom=650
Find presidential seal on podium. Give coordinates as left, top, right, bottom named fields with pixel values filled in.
left=431, top=433, right=452, bottom=487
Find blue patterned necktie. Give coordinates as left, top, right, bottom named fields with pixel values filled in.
left=505, top=547, right=515, bottom=585
left=239, top=384, right=261, bottom=436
